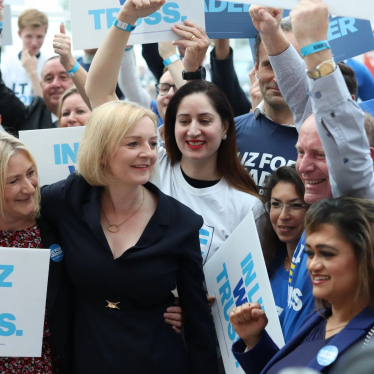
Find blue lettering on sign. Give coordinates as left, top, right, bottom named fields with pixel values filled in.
left=233, top=278, right=248, bottom=307
left=328, top=17, right=358, bottom=41
left=88, top=3, right=186, bottom=29
left=204, top=0, right=249, bottom=13
left=0, top=314, right=23, bottom=337
left=0, top=265, right=13, bottom=288
left=53, top=143, right=79, bottom=165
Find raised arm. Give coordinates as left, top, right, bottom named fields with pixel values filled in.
left=249, top=6, right=312, bottom=131
left=53, top=24, right=91, bottom=109
left=291, top=0, right=374, bottom=199
left=86, top=0, right=165, bottom=109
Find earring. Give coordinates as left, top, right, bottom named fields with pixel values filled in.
left=222, top=134, right=227, bottom=140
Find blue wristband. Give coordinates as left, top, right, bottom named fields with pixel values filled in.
left=113, top=19, right=136, bottom=32
left=0, top=22, right=3, bottom=27
left=163, top=54, right=180, bottom=67
left=66, top=60, right=80, bottom=77
left=125, top=46, right=134, bottom=52
left=301, top=40, right=330, bottom=58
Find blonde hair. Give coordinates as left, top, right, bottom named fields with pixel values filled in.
left=78, top=101, right=157, bottom=186
left=0, top=132, right=40, bottom=218
left=58, top=86, right=79, bottom=126
left=18, top=9, right=48, bottom=32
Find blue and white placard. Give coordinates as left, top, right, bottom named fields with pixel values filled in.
left=204, top=212, right=284, bottom=374
left=0, top=248, right=50, bottom=357
left=20, top=127, right=86, bottom=186
left=69, top=0, right=206, bottom=50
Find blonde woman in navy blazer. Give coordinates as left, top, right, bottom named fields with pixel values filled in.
left=230, top=198, right=374, bottom=374
left=40, top=99, right=218, bottom=373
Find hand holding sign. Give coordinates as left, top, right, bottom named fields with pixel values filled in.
left=171, top=20, right=210, bottom=72
left=229, top=302, right=268, bottom=350
left=119, top=0, right=166, bottom=26
left=249, top=5, right=283, bottom=37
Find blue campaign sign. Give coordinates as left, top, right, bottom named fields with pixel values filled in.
left=248, top=16, right=374, bottom=63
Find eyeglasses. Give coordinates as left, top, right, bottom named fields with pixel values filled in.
left=155, top=83, right=177, bottom=96
left=265, top=201, right=309, bottom=215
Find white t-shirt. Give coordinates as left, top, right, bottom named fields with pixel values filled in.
left=158, top=148, right=266, bottom=265
left=2, top=52, right=48, bottom=105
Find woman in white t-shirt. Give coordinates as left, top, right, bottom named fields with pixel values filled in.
left=157, top=80, right=265, bottom=264
left=85, top=1, right=265, bottom=265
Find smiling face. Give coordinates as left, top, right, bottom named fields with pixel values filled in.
left=2, top=151, right=38, bottom=226
left=18, top=26, right=46, bottom=56
left=305, top=224, right=359, bottom=306
left=269, top=182, right=307, bottom=247
left=41, top=58, right=73, bottom=115
left=108, top=116, right=157, bottom=187
left=174, top=93, right=227, bottom=167
left=60, top=94, right=91, bottom=127
left=296, top=116, right=332, bottom=205
left=156, top=71, right=176, bottom=121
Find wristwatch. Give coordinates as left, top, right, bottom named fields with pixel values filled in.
left=307, top=59, right=336, bottom=80
left=182, top=66, right=206, bottom=80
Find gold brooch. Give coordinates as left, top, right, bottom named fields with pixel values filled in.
left=106, top=300, right=120, bottom=309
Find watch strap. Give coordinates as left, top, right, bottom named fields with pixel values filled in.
left=182, top=66, right=206, bottom=80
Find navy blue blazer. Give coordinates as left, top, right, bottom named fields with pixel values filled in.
left=39, top=173, right=218, bottom=374
left=232, top=307, right=374, bottom=374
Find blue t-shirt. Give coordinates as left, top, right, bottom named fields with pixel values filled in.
left=235, top=111, right=298, bottom=194
left=360, top=99, right=374, bottom=117
left=346, top=59, right=374, bottom=102
left=270, top=263, right=289, bottom=332
left=282, top=232, right=314, bottom=342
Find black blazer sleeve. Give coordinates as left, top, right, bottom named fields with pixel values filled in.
left=176, top=212, right=219, bottom=374
left=210, top=47, right=251, bottom=117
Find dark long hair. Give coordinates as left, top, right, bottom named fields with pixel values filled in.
left=164, top=81, right=258, bottom=196
left=305, top=197, right=374, bottom=311
left=262, top=165, right=306, bottom=279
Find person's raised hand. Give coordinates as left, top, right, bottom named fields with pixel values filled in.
left=290, top=0, right=329, bottom=49
left=229, top=302, right=268, bottom=349
left=53, top=23, right=76, bottom=71
left=249, top=67, right=263, bottom=111
left=158, top=41, right=177, bottom=61
left=163, top=297, right=183, bottom=334
left=249, top=5, right=283, bottom=36
left=21, top=49, right=38, bottom=75
left=171, top=20, right=209, bottom=72
left=120, top=0, right=165, bottom=26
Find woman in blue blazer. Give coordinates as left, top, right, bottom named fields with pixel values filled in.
left=230, top=197, right=374, bottom=374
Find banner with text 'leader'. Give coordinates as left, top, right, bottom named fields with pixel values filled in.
left=0, top=248, right=50, bottom=357
left=69, top=0, right=205, bottom=50
left=226, top=0, right=374, bottom=21
left=204, top=212, right=284, bottom=374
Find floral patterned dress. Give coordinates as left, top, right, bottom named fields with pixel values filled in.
left=0, top=225, right=58, bottom=373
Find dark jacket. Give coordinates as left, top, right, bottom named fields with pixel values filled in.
left=0, top=70, right=55, bottom=136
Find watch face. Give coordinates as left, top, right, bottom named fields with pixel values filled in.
left=200, top=66, right=206, bottom=80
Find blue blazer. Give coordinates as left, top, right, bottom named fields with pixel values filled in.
left=232, top=307, right=374, bottom=374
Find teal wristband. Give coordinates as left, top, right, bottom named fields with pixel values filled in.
left=113, top=19, right=136, bottom=32
left=163, top=54, right=180, bottom=67
left=125, top=46, right=134, bottom=52
left=0, top=22, right=3, bottom=27
left=301, top=40, right=330, bottom=58
left=66, top=60, right=80, bottom=77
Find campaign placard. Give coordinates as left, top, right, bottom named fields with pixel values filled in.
left=226, top=0, right=374, bottom=21
left=69, top=0, right=206, bottom=50
left=19, top=127, right=85, bottom=186
left=2, top=5, right=13, bottom=47
left=249, top=16, right=374, bottom=62
left=204, top=212, right=284, bottom=374
left=0, top=248, right=50, bottom=357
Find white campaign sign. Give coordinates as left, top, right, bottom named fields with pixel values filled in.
left=204, top=212, right=285, bottom=374
left=2, top=5, right=13, bottom=47
left=0, top=248, right=50, bottom=357
left=227, top=0, right=374, bottom=21
left=4, top=0, right=25, bottom=5
left=20, top=127, right=86, bottom=186
left=69, top=0, right=206, bottom=50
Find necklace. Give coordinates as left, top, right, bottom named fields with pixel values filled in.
left=101, top=186, right=145, bottom=233
left=325, top=322, right=348, bottom=332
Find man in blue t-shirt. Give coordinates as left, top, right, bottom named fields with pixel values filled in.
left=235, top=20, right=299, bottom=194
